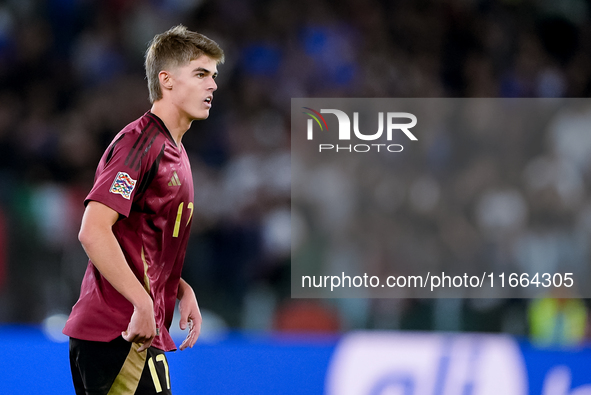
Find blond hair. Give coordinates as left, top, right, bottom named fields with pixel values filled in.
left=145, top=25, right=224, bottom=103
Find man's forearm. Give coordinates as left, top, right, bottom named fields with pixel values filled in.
left=79, top=202, right=152, bottom=311
left=81, top=229, right=152, bottom=309
left=177, top=278, right=195, bottom=300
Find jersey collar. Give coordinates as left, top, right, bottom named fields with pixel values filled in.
left=146, top=111, right=178, bottom=147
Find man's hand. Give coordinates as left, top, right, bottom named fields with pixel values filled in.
left=122, top=300, right=157, bottom=352
left=178, top=279, right=202, bottom=350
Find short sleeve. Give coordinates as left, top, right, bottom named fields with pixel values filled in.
left=85, top=126, right=160, bottom=217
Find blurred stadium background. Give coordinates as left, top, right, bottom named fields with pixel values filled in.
left=0, top=0, right=590, bottom=393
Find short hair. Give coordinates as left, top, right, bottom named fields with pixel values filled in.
left=145, top=25, right=225, bottom=103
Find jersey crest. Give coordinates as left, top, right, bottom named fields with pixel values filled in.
left=109, top=171, right=137, bottom=200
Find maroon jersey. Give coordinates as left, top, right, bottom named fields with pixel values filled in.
left=63, top=111, right=194, bottom=351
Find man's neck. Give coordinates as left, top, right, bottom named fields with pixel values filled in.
left=150, top=101, right=191, bottom=146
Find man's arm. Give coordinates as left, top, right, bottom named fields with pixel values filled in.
left=177, top=278, right=202, bottom=350
left=78, top=201, right=156, bottom=352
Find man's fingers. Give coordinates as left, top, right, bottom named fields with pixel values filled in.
left=179, top=332, right=190, bottom=350
left=193, top=321, right=201, bottom=340
left=137, top=337, right=154, bottom=352
left=179, top=335, right=191, bottom=350
left=122, top=329, right=155, bottom=352
left=121, top=330, right=137, bottom=343
left=179, top=322, right=199, bottom=350
left=137, top=340, right=152, bottom=352
left=179, top=336, right=194, bottom=350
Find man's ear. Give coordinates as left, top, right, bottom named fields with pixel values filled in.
left=159, top=70, right=173, bottom=91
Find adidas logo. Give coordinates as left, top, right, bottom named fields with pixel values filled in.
left=168, top=171, right=181, bottom=186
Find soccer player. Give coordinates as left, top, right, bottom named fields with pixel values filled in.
left=63, top=25, right=224, bottom=394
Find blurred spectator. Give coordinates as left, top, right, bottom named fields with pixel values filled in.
left=273, top=300, right=340, bottom=333
left=528, top=291, right=588, bottom=347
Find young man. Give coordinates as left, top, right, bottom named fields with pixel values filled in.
left=63, top=25, right=224, bottom=394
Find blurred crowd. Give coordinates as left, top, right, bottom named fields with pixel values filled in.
left=292, top=98, right=591, bottom=346
left=0, top=0, right=590, bottom=344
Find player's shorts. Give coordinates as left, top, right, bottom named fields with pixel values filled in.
left=69, top=336, right=172, bottom=395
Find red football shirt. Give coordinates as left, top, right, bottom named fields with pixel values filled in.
left=63, top=111, right=194, bottom=351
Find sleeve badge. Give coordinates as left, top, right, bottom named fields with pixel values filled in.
left=109, top=171, right=137, bottom=200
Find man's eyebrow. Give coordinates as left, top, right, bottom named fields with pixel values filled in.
left=193, top=67, right=218, bottom=76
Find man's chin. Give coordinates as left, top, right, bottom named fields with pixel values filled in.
left=191, top=111, right=210, bottom=121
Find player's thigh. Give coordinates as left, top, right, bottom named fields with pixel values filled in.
left=136, top=347, right=172, bottom=395
left=70, top=336, right=133, bottom=395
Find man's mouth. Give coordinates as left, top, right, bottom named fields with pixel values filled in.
left=204, top=97, right=212, bottom=104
